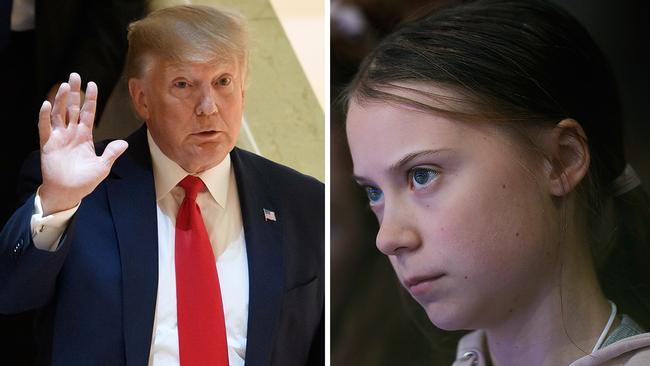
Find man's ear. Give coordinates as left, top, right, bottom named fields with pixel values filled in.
left=128, top=78, right=149, bottom=121
left=546, top=118, right=590, bottom=197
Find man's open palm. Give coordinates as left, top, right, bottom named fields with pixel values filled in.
left=38, top=73, right=128, bottom=215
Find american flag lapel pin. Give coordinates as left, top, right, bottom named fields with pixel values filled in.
left=263, top=208, right=277, bottom=222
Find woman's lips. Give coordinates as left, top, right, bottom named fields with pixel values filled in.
left=404, top=274, right=445, bottom=297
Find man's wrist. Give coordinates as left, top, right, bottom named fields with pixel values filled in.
left=32, top=188, right=79, bottom=251
left=39, top=184, right=82, bottom=216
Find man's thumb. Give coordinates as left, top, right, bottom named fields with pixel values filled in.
left=101, top=140, right=129, bottom=168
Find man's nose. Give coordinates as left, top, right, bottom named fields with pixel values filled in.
left=375, top=204, right=421, bottom=256
left=195, top=86, right=218, bottom=116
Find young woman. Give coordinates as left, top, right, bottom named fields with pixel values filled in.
left=344, top=0, right=650, bottom=365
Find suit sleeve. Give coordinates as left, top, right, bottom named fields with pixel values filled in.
left=0, top=154, right=73, bottom=314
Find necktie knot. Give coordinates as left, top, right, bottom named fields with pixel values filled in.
left=178, top=175, right=205, bottom=201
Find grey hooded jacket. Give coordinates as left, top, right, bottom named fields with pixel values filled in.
left=453, top=317, right=650, bottom=366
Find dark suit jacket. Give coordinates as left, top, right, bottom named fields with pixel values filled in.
left=0, top=126, right=324, bottom=366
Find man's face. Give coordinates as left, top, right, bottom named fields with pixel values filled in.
left=130, top=56, right=244, bottom=173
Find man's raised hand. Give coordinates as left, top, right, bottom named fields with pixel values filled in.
left=38, top=73, right=128, bottom=216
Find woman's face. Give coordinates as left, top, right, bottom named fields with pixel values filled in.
left=346, top=96, right=561, bottom=331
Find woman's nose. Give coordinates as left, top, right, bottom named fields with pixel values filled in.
left=375, top=206, right=421, bottom=256
left=195, top=87, right=218, bottom=116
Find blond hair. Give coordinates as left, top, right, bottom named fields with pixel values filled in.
left=125, top=5, right=249, bottom=79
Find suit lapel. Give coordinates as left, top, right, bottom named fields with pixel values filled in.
left=106, top=127, right=159, bottom=366
left=231, top=148, right=285, bottom=365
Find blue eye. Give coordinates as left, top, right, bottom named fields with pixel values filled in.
left=364, top=186, right=383, bottom=204
left=410, top=167, right=440, bottom=189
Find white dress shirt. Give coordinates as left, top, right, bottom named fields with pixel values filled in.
left=30, top=131, right=249, bottom=365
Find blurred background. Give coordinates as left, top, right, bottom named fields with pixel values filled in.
left=330, top=0, right=650, bottom=364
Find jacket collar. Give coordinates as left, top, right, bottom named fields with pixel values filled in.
left=453, top=330, right=489, bottom=366
left=453, top=327, right=650, bottom=366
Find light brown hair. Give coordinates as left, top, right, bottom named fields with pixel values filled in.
left=125, top=5, right=249, bottom=80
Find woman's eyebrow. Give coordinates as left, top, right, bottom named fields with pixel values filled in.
left=351, top=175, right=371, bottom=186
left=388, top=149, right=451, bottom=172
left=352, top=149, right=452, bottom=185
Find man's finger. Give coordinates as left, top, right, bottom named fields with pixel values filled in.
left=51, top=83, right=70, bottom=129
left=79, top=82, right=98, bottom=128
left=67, top=73, right=82, bottom=124
left=100, top=140, right=129, bottom=169
left=38, top=101, right=52, bottom=148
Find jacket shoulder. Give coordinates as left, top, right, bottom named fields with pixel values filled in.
left=573, top=333, right=650, bottom=365
left=231, top=148, right=323, bottom=195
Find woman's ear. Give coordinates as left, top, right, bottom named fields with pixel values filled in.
left=546, top=118, right=590, bottom=197
left=128, top=78, right=150, bottom=121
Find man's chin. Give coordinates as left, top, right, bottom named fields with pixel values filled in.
left=185, top=149, right=232, bottom=173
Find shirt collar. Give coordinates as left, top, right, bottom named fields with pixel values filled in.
left=147, top=130, right=231, bottom=208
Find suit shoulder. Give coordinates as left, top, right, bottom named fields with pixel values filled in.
left=231, top=148, right=323, bottom=194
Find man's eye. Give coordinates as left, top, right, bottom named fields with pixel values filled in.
left=409, top=167, right=440, bottom=189
left=174, top=81, right=189, bottom=88
left=364, top=186, right=383, bottom=204
left=218, top=77, right=232, bottom=86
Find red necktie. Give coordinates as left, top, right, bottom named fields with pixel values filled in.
left=175, top=176, right=229, bottom=366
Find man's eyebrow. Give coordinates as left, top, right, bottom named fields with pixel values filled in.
left=388, top=149, right=451, bottom=172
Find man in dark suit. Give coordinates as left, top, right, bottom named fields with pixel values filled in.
left=0, top=5, right=324, bottom=366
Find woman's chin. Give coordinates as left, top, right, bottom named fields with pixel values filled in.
left=423, top=302, right=473, bottom=331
